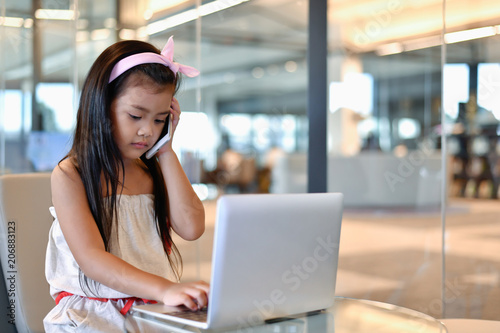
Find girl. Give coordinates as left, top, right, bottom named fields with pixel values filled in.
left=44, top=37, right=209, bottom=332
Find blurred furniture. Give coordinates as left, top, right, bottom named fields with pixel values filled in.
left=0, top=173, right=53, bottom=333
left=271, top=153, right=308, bottom=194
left=448, top=134, right=470, bottom=197
left=467, top=135, right=499, bottom=198
left=449, top=132, right=500, bottom=199
left=126, top=296, right=446, bottom=332
left=202, top=150, right=257, bottom=193
left=271, top=152, right=445, bottom=208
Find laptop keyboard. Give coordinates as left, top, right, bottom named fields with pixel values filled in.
left=168, top=307, right=208, bottom=323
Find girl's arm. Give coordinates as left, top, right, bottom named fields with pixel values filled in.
left=156, top=97, right=206, bottom=241
left=51, top=160, right=208, bottom=310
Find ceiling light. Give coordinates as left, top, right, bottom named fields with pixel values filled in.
left=119, top=29, right=137, bottom=40
left=35, top=9, right=75, bottom=20
left=376, top=25, right=498, bottom=56
left=252, top=67, right=265, bottom=79
left=403, top=35, right=442, bottom=51
left=445, top=26, right=496, bottom=44
left=376, top=42, right=403, bottom=56
left=0, top=16, right=24, bottom=27
left=146, top=0, right=249, bottom=35
left=198, top=0, right=247, bottom=16
left=24, top=18, right=33, bottom=28
left=147, top=9, right=197, bottom=35
left=285, top=61, right=298, bottom=73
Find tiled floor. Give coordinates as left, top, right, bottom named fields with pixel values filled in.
left=174, top=197, right=500, bottom=321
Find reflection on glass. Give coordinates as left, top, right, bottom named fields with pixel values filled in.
left=398, top=118, right=421, bottom=140
left=330, top=73, right=374, bottom=116
left=36, top=83, right=74, bottom=132
left=3, top=90, right=24, bottom=137
left=328, top=0, right=445, bottom=321
left=443, top=64, right=470, bottom=120
left=444, top=0, right=500, bottom=318
left=477, top=63, right=500, bottom=120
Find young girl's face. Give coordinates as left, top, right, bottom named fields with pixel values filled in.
left=110, top=76, right=175, bottom=161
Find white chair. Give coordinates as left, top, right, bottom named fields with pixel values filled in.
left=0, top=173, right=54, bottom=333
left=440, top=318, right=500, bottom=333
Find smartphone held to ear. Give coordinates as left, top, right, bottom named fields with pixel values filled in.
left=146, top=115, right=172, bottom=159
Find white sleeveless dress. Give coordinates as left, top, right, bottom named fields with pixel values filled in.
left=43, top=194, right=175, bottom=333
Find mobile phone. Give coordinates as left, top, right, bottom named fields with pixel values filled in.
left=145, top=115, right=172, bottom=159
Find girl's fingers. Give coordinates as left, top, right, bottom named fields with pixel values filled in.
left=170, top=97, right=181, bottom=131
left=162, top=281, right=210, bottom=310
left=171, top=97, right=180, bottom=113
left=192, top=290, right=209, bottom=308
left=184, top=283, right=209, bottom=310
left=197, top=281, right=210, bottom=294
left=179, top=294, right=198, bottom=311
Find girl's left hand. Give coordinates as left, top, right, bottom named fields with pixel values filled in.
left=157, top=97, right=181, bottom=156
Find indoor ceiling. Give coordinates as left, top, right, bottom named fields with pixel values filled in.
left=2, top=0, right=500, bottom=109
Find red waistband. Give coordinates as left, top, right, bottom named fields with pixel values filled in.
left=55, top=291, right=157, bottom=316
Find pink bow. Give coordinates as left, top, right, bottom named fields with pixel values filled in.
left=108, top=36, right=199, bottom=83
left=161, top=36, right=200, bottom=77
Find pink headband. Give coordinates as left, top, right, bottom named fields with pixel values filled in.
left=108, top=36, right=200, bottom=83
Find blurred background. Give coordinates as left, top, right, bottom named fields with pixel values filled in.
left=1, top=0, right=500, bottom=321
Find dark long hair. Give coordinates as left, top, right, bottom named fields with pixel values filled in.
left=64, top=40, right=183, bottom=295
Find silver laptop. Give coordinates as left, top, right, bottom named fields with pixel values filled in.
left=132, top=193, right=343, bottom=330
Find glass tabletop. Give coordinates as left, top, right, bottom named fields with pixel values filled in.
left=125, top=297, right=447, bottom=333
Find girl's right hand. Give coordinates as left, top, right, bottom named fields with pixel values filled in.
left=156, top=97, right=181, bottom=157
left=161, top=280, right=210, bottom=311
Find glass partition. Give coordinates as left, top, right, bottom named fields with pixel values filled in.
left=196, top=0, right=309, bottom=197
left=327, top=0, right=445, bottom=319
left=0, top=0, right=119, bottom=174
left=443, top=0, right=500, bottom=320
left=1, top=0, right=38, bottom=174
